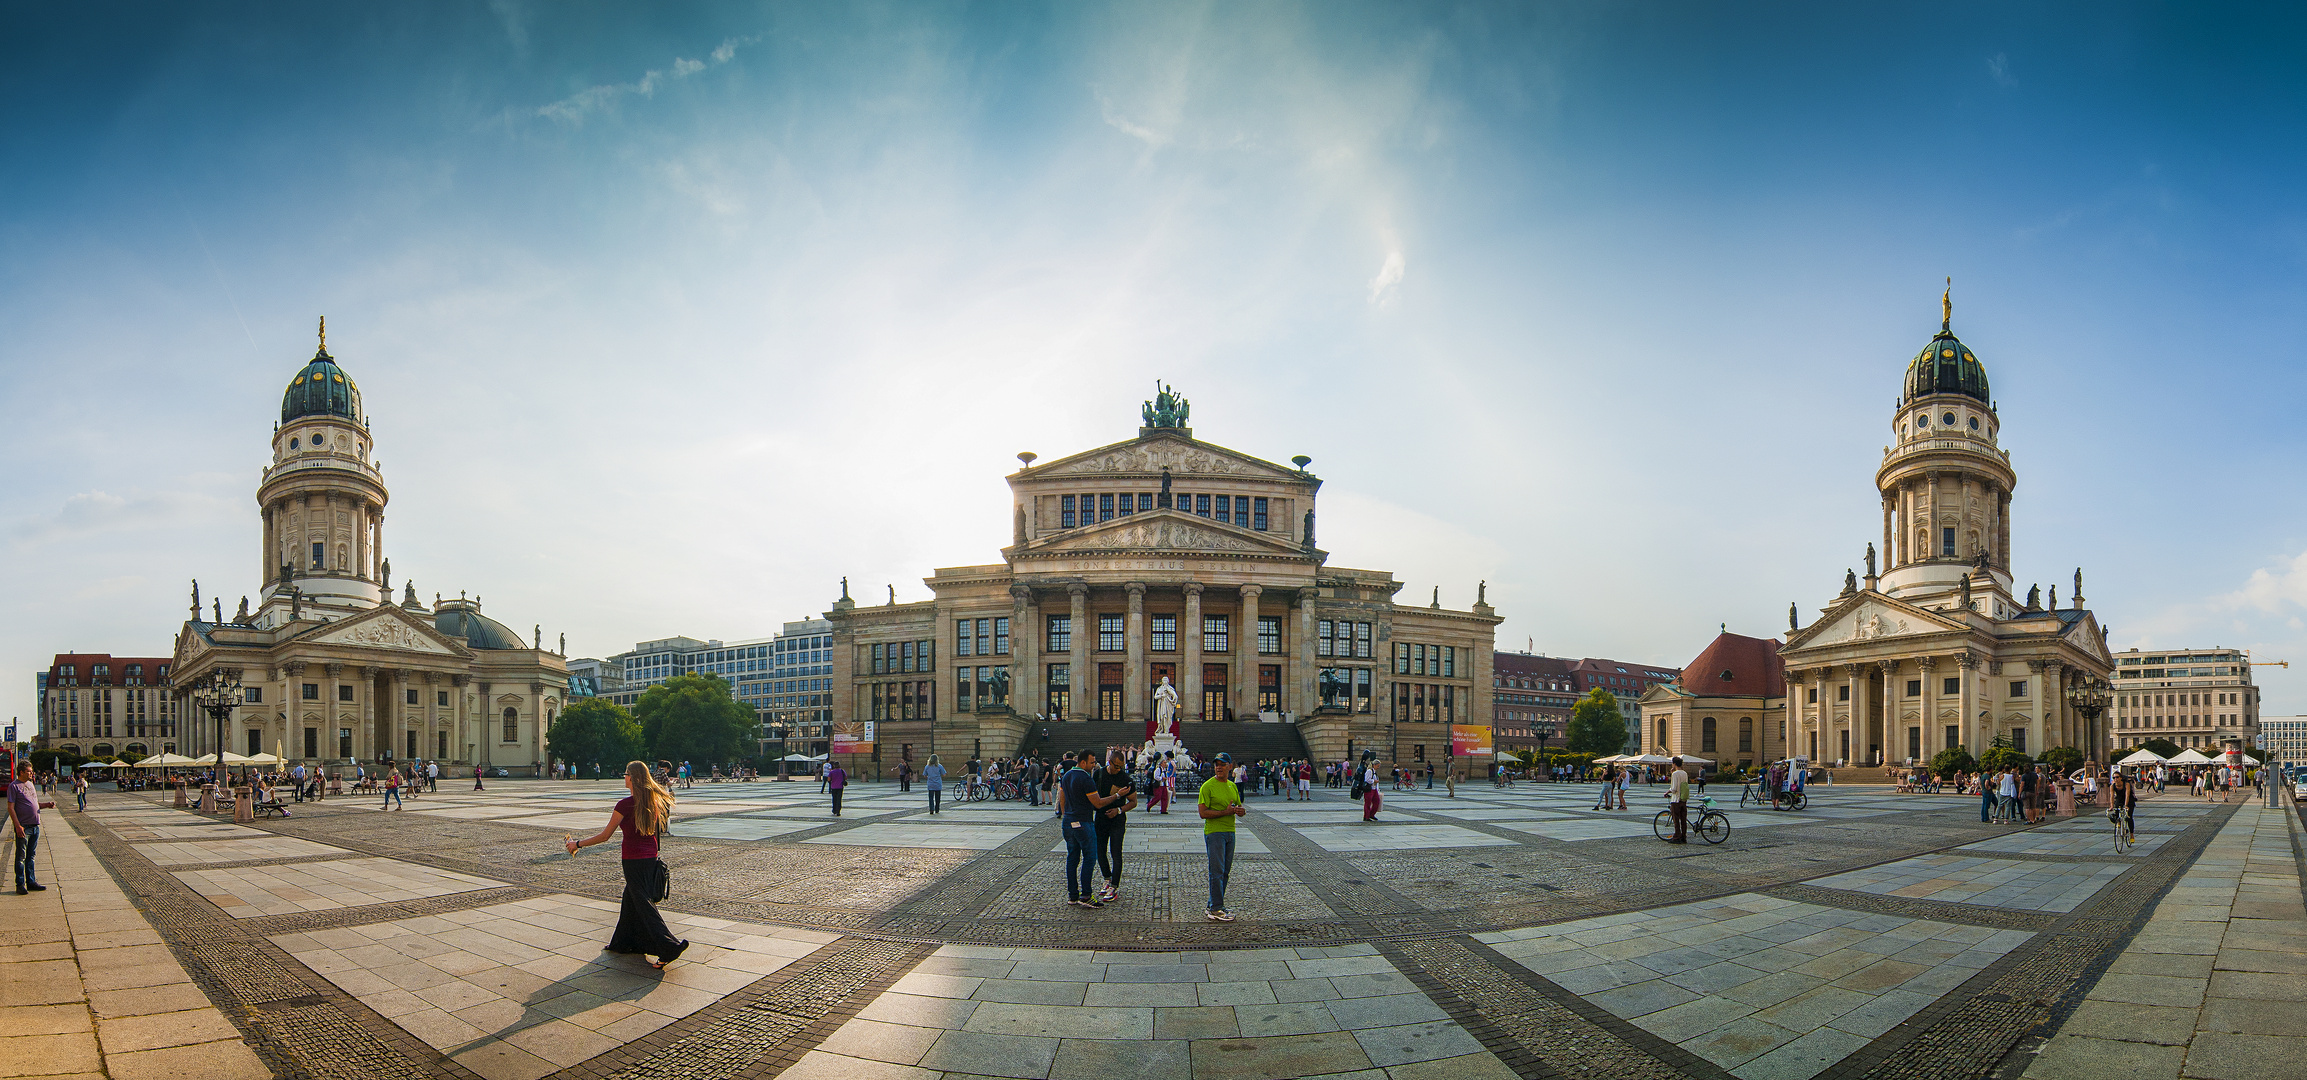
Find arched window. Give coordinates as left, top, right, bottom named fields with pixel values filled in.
left=1701, top=718, right=1717, bottom=752
left=503, top=707, right=518, bottom=743
left=93, top=743, right=114, bottom=757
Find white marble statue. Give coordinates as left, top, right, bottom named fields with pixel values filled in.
left=1154, top=676, right=1180, bottom=735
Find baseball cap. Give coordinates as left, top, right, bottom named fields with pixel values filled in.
left=1215, top=752, right=1232, bottom=763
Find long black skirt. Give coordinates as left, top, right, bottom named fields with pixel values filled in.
left=607, top=858, right=683, bottom=960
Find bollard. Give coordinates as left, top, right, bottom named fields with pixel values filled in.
left=233, top=788, right=255, bottom=823
left=174, top=782, right=188, bottom=809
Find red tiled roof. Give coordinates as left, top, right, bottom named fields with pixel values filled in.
left=1679, top=633, right=1785, bottom=698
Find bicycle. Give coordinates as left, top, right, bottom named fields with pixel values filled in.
left=2109, top=805, right=2135, bottom=854
left=1653, top=795, right=1730, bottom=844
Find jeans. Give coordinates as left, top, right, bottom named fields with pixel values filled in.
left=11, top=824, right=37, bottom=888
left=1063, top=817, right=1098, bottom=900
left=1098, top=816, right=1126, bottom=886
left=384, top=788, right=401, bottom=809
left=74, top=790, right=85, bottom=812
left=928, top=788, right=942, bottom=813
left=1204, top=831, right=1236, bottom=912
left=1980, top=789, right=1993, bottom=822
left=1669, top=800, right=1688, bottom=842
left=831, top=789, right=844, bottom=815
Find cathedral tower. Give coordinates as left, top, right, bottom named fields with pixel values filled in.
left=256, top=319, right=391, bottom=624
left=1874, top=287, right=2018, bottom=617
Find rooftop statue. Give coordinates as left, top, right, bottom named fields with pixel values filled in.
left=1865, top=542, right=1876, bottom=579
left=1141, top=381, right=1190, bottom=428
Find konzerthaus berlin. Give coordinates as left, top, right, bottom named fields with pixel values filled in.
left=827, top=389, right=1501, bottom=769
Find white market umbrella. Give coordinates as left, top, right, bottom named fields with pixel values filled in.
left=136, top=753, right=192, bottom=767
left=2116, top=749, right=2166, bottom=766
left=1630, top=754, right=1677, bottom=764
left=2167, top=749, right=2213, bottom=765
left=240, top=753, right=284, bottom=765
left=212, top=752, right=255, bottom=764
left=1674, top=756, right=1715, bottom=765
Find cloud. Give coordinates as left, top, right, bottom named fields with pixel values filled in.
left=1987, top=52, right=2015, bottom=87
left=1368, top=249, right=1404, bottom=304
left=6, top=489, right=236, bottom=549
left=1096, top=93, right=1170, bottom=147
left=535, top=38, right=749, bottom=125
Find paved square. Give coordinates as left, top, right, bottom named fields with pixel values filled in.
left=1807, top=854, right=2129, bottom=912
left=269, top=895, right=839, bottom=1080
left=806, top=823, right=1033, bottom=850
left=173, top=857, right=503, bottom=916
left=1293, top=823, right=1517, bottom=851
left=1957, top=830, right=2171, bottom=857
left=780, top=943, right=1515, bottom=1080
left=132, top=836, right=351, bottom=867
left=1479, top=892, right=2031, bottom=1079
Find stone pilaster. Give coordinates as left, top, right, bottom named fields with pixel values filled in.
left=1010, top=585, right=1036, bottom=718
left=1125, top=582, right=1147, bottom=723
left=1237, top=584, right=1262, bottom=721
left=1182, top=583, right=1203, bottom=722
left=1068, top=584, right=1089, bottom=721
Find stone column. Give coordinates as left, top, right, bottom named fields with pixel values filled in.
left=353, top=502, right=367, bottom=581
left=1068, top=584, right=1089, bottom=721
left=477, top=682, right=492, bottom=768
left=1844, top=664, right=1866, bottom=766
left=373, top=512, right=385, bottom=582
left=1918, top=656, right=1939, bottom=753
left=1881, top=495, right=1894, bottom=573
left=1182, top=583, right=1203, bottom=722
left=1295, top=589, right=1318, bottom=719
left=1956, top=652, right=1979, bottom=751
left=2028, top=660, right=2053, bottom=755
left=1879, top=660, right=1900, bottom=763
left=261, top=504, right=275, bottom=587
left=1124, top=582, right=1147, bottom=723
left=1237, top=585, right=1262, bottom=721
left=452, top=675, right=468, bottom=763
left=1010, top=585, right=1036, bottom=719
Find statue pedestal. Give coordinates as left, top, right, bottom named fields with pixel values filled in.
left=1145, top=731, right=1185, bottom=761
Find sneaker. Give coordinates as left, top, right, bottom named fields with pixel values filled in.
left=1080, top=898, right=1105, bottom=909
left=1208, top=909, right=1235, bottom=922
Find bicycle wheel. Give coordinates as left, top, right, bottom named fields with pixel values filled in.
left=1791, top=792, right=1808, bottom=811
left=1652, top=810, right=1674, bottom=841
left=1698, top=811, right=1730, bottom=844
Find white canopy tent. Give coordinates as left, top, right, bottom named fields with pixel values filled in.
left=134, top=753, right=199, bottom=768
left=2167, top=748, right=2214, bottom=765
left=2116, top=749, right=2167, bottom=767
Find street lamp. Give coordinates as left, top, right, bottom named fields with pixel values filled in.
left=193, top=671, right=242, bottom=806
left=1534, top=722, right=1558, bottom=781
left=2064, top=675, right=2113, bottom=764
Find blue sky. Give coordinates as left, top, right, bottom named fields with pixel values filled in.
left=8, top=2, right=2307, bottom=722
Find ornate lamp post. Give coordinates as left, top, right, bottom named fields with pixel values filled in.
left=769, top=717, right=790, bottom=780
left=1533, top=722, right=1558, bottom=781
left=2064, top=675, right=2112, bottom=765
left=193, top=672, right=242, bottom=809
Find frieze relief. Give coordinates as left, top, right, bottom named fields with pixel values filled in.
left=313, top=615, right=455, bottom=654
left=1042, top=444, right=1272, bottom=478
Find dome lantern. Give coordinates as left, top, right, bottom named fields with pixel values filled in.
left=280, top=316, right=365, bottom=426
left=1902, top=285, right=1990, bottom=405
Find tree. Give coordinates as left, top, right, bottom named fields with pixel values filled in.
left=1565, top=689, right=1627, bottom=756
left=635, top=673, right=755, bottom=766
left=1929, top=746, right=1977, bottom=779
left=546, top=699, right=645, bottom=772
left=1978, top=746, right=2033, bottom=772
left=2241, top=746, right=2266, bottom=763
left=2039, top=746, right=2084, bottom=775
left=2140, top=737, right=2182, bottom=759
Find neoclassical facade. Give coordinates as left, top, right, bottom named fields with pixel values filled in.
left=1775, top=295, right=2114, bottom=765
left=827, top=393, right=1501, bottom=767
left=169, top=324, right=567, bottom=773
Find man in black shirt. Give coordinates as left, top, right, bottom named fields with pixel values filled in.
left=1057, top=750, right=1107, bottom=907
left=1094, top=750, right=1138, bottom=903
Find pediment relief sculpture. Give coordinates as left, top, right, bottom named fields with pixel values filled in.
left=1041, top=442, right=1277, bottom=479
left=312, top=613, right=456, bottom=655
left=1058, top=520, right=1258, bottom=552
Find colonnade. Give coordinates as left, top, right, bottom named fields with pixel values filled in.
left=1787, top=654, right=2101, bottom=765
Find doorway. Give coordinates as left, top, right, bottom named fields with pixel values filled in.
left=1202, top=663, right=1228, bottom=721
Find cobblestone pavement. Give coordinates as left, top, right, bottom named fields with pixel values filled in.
left=14, top=779, right=2291, bottom=1080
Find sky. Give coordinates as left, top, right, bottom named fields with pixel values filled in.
left=8, top=1, right=2307, bottom=728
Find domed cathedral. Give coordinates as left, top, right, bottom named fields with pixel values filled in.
left=825, top=386, right=1502, bottom=772
left=169, top=321, right=569, bottom=775
left=1775, top=288, right=2114, bottom=768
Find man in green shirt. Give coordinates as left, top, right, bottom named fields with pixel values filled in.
left=1198, top=752, right=1246, bottom=922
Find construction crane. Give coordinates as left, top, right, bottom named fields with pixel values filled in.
left=2242, top=650, right=2288, bottom=669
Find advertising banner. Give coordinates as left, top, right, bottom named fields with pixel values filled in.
left=831, top=720, right=875, bottom=755
left=1450, top=724, right=1492, bottom=758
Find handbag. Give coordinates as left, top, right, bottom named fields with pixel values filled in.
left=643, top=858, right=671, bottom=903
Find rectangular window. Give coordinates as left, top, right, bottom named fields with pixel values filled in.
left=1908, top=727, right=1922, bottom=760
left=1944, top=677, right=1960, bottom=695
left=2010, top=680, right=2028, bottom=697
left=956, top=620, right=974, bottom=657
left=1099, top=494, right=1115, bottom=521
left=1214, top=495, right=1231, bottom=524
left=1118, top=492, right=1135, bottom=516
left=1047, top=615, right=1071, bottom=652
left=339, top=728, right=352, bottom=758
left=1443, top=646, right=1456, bottom=678
left=438, top=731, right=448, bottom=759
left=2011, top=728, right=2027, bottom=753
left=1356, top=669, right=1373, bottom=712
left=901, top=640, right=916, bottom=673
left=304, top=727, right=318, bottom=759
left=1395, top=642, right=1410, bottom=674
left=303, top=683, right=319, bottom=700
left=993, top=617, right=1009, bottom=655
left=339, top=684, right=354, bottom=702
left=1151, top=614, right=1176, bottom=652
left=1259, top=665, right=1281, bottom=712
left=405, top=689, right=419, bottom=705
left=920, top=639, right=935, bottom=671
left=1318, top=619, right=1334, bottom=657
left=1098, top=614, right=1125, bottom=651
left=1253, top=497, right=1269, bottom=531
left=312, top=541, right=324, bottom=568
left=1945, top=725, right=1960, bottom=751
left=504, top=711, right=519, bottom=742
left=1806, top=688, right=1818, bottom=703
left=437, top=690, right=449, bottom=707
left=1941, top=527, right=1956, bottom=557
left=872, top=642, right=885, bottom=675
left=1195, top=494, right=1210, bottom=516
left=977, top=618, right=992, bottom=657
left=958, top=666, right=974, bottom=711
left=1837, top=685, right=1850, bottom=701
left=245, top=687, right=263, bottom=703
left=407, top=730, right=419, bottom=759
left=1907, top=679, right=1922, bottom=696
left=1414, top=643, right=1428, bottom=676
left=1258, top=616, right=1282, bottom=655
left=1356, top=622, right=1373, bottom=659
left=1061, top=494, right=1076, bottom=529
left=1046, top=664, right=1069, bottom=716
left=1202, top=615, right=1230, bottom=653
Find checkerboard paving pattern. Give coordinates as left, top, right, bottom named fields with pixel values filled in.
left=173, top=856, right=502, bottom=917
left=269, top=894, right=839, bottom=1080
left=777, top=943, right=1518, bottom=1080
left=1806, top=854, right=2129, bottom=912
left=1477, top=893, right=2032, bottom=1080
left=132, top=835, right=351, bottom=867
left=1956, top=829, right=2171, bottom=857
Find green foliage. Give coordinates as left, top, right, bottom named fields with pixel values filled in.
left=547, top=699, right=646, bottom=772
left=2139, top=737, right=2182, bottom=759
left=1928, top=746, right=1977, bottom=779
left=29, top=749, right=86, bottom=773
left=2241, top=746, right=2266, bottom=762
left=2038, top=746, right=2084, bottom=774
left=1565, top=690, right=1627, bottom=755
left=635, top=673, right=755, bottom=766
left=1978, top=746, right=2033, bottom=772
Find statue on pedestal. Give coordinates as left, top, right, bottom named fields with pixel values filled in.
left=1147, top=677, right=1184, bottom=757
left=1864, top=543, right=1877, bottom=579
left=234, top=596, right=249, bottom=623
left=1843, top=569, right=1857, bottom=595
left=1789, top=601, right=1799, bottom=631
left=381, top=557, right=391, bottom=592
left=2026, top=584, right=2041, bottom=610
left=190, top=579, right=201, bottom=620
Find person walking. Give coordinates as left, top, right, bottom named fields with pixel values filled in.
left=72, top=772, right=87, bottom=813
left=1979, top=768, right=1995, bottom=822
left=1058, top=750, right=1104, bottom=908
left=1665, top=756, right=1690, bottom=843
left=564, top=762, right=687, bottom=968
left=473, top=764, right=486, bottom=791
left=924, top=755, right=946, bottom=814
left=1594, top=764, right=1615, bottom=811
left=1361, top=760, right=1383, bottom=821
left=8, top=762, right=51, bottom=894
left=826, top=761, right=847, bottom=815
left=383, top=769, right=403, bottom=810
left=427, top=760, right=439, bottom=792
left=1095, top=750, right=1137, bottom=902
left=1148, top=755, right=1172, bottom=815
left=1198, top=752, right=1244, bottom=922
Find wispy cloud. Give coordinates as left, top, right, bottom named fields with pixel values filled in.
left=536, top=38, right=750, bottom=125
left=1987, top=52, right=2015, bottom=87
left=1096, top=93, right=1169, bottom=147
left=1368, top=249, right=1404, bottom=304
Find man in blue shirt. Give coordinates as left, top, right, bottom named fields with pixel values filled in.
left=1058, top=749, right=1111, bottom=908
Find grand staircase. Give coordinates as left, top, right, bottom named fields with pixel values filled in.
left=1013, top=720, right=1312, bottom=764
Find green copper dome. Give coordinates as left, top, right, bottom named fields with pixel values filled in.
left=1904, top=330, right=1989, bottom=405
left=280, top=323, right=364, bottom=426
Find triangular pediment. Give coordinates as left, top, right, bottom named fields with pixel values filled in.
left=174, top=624, right=211, bottom=665
left=1023, top=433, right=1303, bottom=482
left=302, top=606, right=468, bottom=657
left=1017, top=508, right=1311, bottom=558
left=1785, top=591, right=1971, bottom=652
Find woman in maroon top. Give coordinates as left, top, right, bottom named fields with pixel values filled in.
left=565, top=761, right=687, bottom=967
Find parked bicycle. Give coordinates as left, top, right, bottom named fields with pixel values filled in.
left=1653, top=795, right=1731, bottom=844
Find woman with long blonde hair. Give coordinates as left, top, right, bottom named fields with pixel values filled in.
left=566, top=761, right=686, bottom=967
